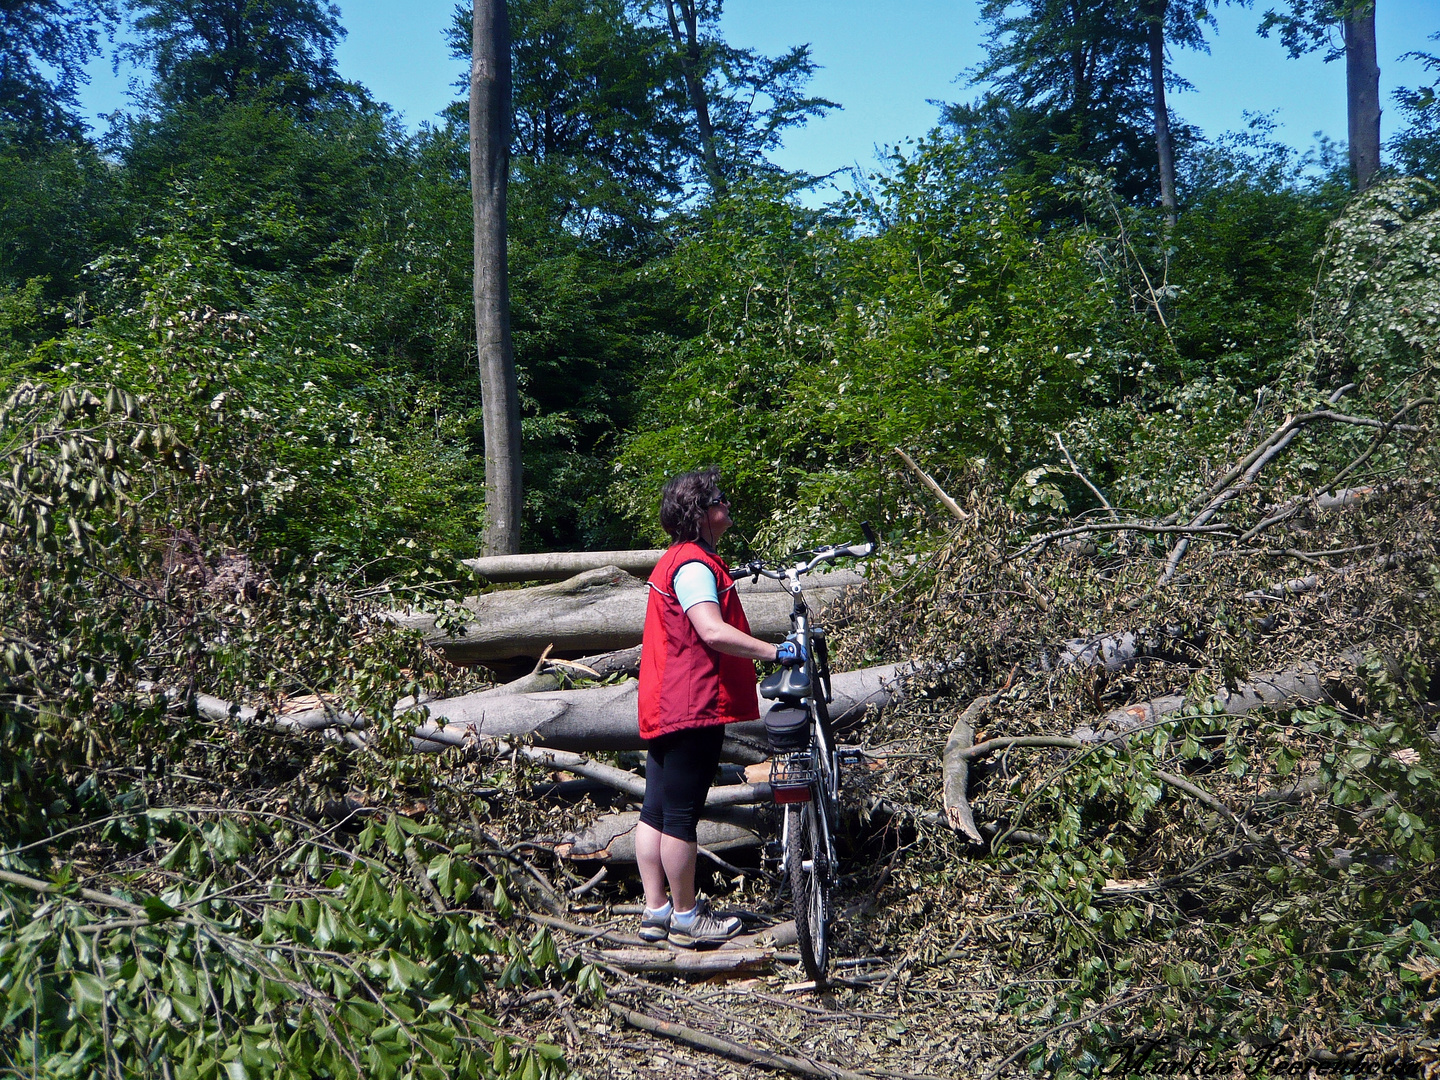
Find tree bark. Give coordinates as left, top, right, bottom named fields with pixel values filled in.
left=400, top=565, right=863, bottom=666
left=662, top=0, right=723, bottom=192
left=1344, top=2, right=1381, bottom=192
left=471, top=0, right=522, bottom=555
left=942, top=692, right=998, bottom=843
left=408, top=660, right=907, bottom=758
left=464, top=549, right=666, bottom=582
left=947, top=657, right=1359, bottom=841
left=555, top=810, right=761, bottom=863
left=1144, top=0, right=1178, bottom=227
left=592, top=947, right=774, bottom=976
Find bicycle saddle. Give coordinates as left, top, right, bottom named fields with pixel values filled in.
left=759, top=665, right=811, bottom=702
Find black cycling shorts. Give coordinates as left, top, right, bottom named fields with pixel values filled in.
left=638, top=725, right=726, bottom=843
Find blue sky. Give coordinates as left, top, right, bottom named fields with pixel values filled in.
left=80, top=0, right=1437, bottom=182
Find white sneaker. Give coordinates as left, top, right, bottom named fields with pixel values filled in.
left=667, top=898, right=743, bottom=947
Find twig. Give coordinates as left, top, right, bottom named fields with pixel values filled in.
left=521, top=989, right=582, bottom=1045
left=1163, top=384, right=1356, bottom=527
left=1054, top=433, right=1117, bottom=520
left=525, top=911, right=652, bottom=948
left=1011, top=520, right=1236, bottom=560
left=567, top=867, right=607, bottom=898
left=403, top=844, right=447, bottom=915
left=1238, top=396, right=1436, bottom=542
left=1152, top=769, right=1254, bottom=839
left=542, top=658, right=602, bottom=678
left=982, top=990, right=1153, bottom=1080
left=0, top=868, right=145, bottom=914
left=696, top=843, right=764, bottom=878
left=895, top=447, right=969, bottom=523
left=955, top=736, right=1086, bottom=762
left=607, top=1001, right=879, bottom=1080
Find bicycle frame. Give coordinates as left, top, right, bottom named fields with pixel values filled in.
left=748, top=523, right=876, bottom=987
left=752, top=526, right=875, bottom=875
left=774, top=572, right=839, bottom=882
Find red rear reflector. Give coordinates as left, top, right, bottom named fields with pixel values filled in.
left=772, top=785, right=811, bottom=804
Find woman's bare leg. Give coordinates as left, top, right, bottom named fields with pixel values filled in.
left=635, top=821, right=670, bottom=911
left=660, top=833, right=698, bottom=913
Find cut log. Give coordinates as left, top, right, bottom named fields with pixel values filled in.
left=554, top=810, right=762, bottom=863
left=591, top=946, right=774, bottom=977
left=465, top=550, right=665, bottom=582
left=406, top=661, right=906, bottom=761
left=397, top=564, right=865, bottom=667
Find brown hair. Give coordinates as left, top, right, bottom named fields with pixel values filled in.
left=659, top=467, right=722, bottom=543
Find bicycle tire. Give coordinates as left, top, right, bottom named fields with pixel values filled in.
left=786, top=801, right=829, bottom=986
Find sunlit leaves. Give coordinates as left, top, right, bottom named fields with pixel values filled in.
left=0, top=810, right=573, bottom=1080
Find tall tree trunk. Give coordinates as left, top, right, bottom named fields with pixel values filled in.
left=663, top=0, right=723, bottom=193
left=1344, top=2, right=1381, bottom=192
left=1145, top=0, right=1178, bottom=227
left=471, top=0, right=522, bottom=555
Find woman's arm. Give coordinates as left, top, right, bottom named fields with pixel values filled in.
left=685, top=602, right=778, bottom=662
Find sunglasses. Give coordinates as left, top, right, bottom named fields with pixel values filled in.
left=707, top=492, right=730, bottom=507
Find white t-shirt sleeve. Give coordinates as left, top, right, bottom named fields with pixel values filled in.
left=672, top=561, right=720, bottom=611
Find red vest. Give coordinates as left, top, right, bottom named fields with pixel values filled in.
left=638, top=542, right=760, bottom=740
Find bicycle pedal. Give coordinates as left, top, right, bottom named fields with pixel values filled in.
left=836, top=748, right=865, bottom=766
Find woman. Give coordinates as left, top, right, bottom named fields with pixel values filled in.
left=635, top=468, right=802, bottom=946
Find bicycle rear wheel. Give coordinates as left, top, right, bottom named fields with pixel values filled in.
left=786, top=801, right=829, bottom=986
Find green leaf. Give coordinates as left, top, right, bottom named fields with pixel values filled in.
left=70, top=971, right=108, bottom=1009
left=143, top=895, right=183, bottom=922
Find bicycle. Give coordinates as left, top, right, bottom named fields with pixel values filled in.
left=744, top=523, right=878, bottom=987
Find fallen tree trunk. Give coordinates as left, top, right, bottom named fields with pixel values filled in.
left=591, top=947, right=774, bottom=977
left=398, top=565, right=864, bottom=666
left=1077, top=659, right=1342, bottom=743
left=554, top=810, right=762, bottom=863
left=945, top=657, right=1355, bottom=842
left=465, top=549, right=664, bottom=582
left=522, top=746, right=771, bottom=807
left=408, top=661, right=905, bottom=761
left=190, top=660, right=904, bottom=767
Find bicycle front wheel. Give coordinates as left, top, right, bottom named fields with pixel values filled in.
left=786, top=801, right=830, bottom=986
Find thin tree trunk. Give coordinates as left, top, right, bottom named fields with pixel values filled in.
left=663, top=0, right=723, bottom=192
left=471, top=0, right=523, bottom=555
left=1145, top=0, right=1178, bottom=227
left=1344, top=2, right=1381, bottom=192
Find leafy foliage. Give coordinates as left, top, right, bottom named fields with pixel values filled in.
left=613, top=141, right=1171, bottom=549
left=1, top=813, right=575, bottom=1080
left=0, top=0, right=117, bottom=147
left=124, top=0, right=354, bottom=112
left=0, top=266, right=575, bottom=1078
left=1390, top=37, right=1440, bottom=181
left=941, top=0, right=1208, bottom=214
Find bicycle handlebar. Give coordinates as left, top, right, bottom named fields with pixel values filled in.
left=745, top=521, right=879, bottom=582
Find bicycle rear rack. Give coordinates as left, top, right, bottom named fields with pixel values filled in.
left=769, top=752, right=816, bottom=803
